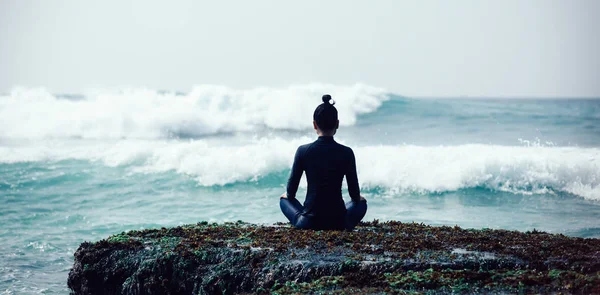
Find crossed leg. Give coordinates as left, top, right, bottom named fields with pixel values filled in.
left=280, top=198, right=367, bottom=230
left=345, top=198, right=367, bottom=230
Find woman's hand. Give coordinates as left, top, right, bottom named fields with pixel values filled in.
left=280, top=192, right=288, bottom=199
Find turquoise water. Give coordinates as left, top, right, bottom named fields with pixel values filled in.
left=1, top=85, right=600, bottom=293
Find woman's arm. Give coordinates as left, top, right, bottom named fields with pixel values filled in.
left=285, top=146, right=304, bottom=199
left=346, top=148, right=361, bottom=202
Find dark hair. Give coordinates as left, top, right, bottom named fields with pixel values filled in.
left=313, top=94, right=338, bottom=131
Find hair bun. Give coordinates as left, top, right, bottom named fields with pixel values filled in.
left=322, top=94, right=335, bottom=105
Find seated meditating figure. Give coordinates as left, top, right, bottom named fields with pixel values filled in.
left=280, top=94, right=367, bottom=230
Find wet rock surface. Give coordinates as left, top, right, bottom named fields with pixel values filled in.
left=68, top=221, right=600, bottom=294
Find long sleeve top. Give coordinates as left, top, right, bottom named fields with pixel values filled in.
left=286, top=136, right=361, bottom=219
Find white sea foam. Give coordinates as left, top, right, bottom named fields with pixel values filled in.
left=0, top=138, right=598, bottom=201
left=0, top=137, right=309, bottom=186
left=0, top=84, right=387, bottom=139
left=356, top=144, right=600, bottom=201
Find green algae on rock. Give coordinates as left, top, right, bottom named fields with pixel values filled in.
left=68, top=221, right=600, bottom=294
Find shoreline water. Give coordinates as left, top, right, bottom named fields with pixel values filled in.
left=1, top=86, right=599, bottom=293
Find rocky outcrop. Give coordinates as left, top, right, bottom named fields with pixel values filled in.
left=68, top=221, right=600, bottom=294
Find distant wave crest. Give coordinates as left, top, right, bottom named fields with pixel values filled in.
left=0, top=84, right=388, bottom=139
left=1, top=139, right=598, bottom=201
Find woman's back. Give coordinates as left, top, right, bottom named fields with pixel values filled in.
left=287, top=136, right=360, bottom=221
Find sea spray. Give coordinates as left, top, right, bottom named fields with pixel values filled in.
left=0, top=84, right=387, bottom=139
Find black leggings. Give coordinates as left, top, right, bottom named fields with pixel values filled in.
left=280, top=198, right=367, bottom=230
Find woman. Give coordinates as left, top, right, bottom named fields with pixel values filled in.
left=280, top=94, right=367, bottom=230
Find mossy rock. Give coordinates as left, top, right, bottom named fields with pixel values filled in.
left=68, top=221, right=600, bottom=294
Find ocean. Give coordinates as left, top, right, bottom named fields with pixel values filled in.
left=1, top=84, right=599, bottom=294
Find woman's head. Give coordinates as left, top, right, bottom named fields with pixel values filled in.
left=313, top=94, right=339, bottom=135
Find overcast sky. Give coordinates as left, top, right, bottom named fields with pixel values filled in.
left=1, top=0, right=599, bottom=97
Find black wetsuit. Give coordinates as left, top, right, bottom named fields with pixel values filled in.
left=281, top=136, right=366, bottom=230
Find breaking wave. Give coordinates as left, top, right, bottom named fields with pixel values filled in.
left=0, top=84, right=388, bottom=139
left=1, top=138, right=598, bottom=201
